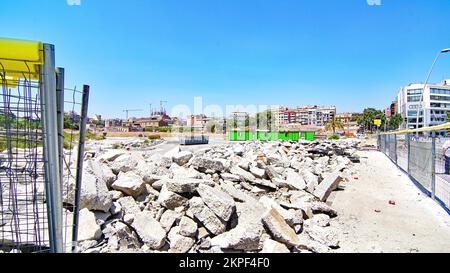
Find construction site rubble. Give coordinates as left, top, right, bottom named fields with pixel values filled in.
left=64, top=139, right=360, bottom=253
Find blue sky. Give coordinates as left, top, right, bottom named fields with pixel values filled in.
left=2, top=0, right=450, bottom=118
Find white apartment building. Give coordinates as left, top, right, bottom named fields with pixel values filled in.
left=398, top=79, right=450, bottom=130
left=296, top=105, right=336, bottom=127
left=271, top=105, right=336, bottom=128
left=271, top=106, right=288, bottom=127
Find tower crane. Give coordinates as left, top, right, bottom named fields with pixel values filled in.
left=123, top=109, right=143, bottom=120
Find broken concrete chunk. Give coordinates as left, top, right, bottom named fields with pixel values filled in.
left=159, top=209, right=182, bottom=232
left=111, top=172, right=146, bottom=198
left=170, top=165, right=202, bottom=179
left=311, top=201, right=338, bottom=218
left=305, top=225, right=340, bottom=248
left=311, top=214, right=331, bottom=227
left=172, top=151, right=193, bottom=166
left=210, top=223, right=263, bottom=250
left=178, top=216, right=198, bottom=237
left=189, top=197, right=226, bottom=235
left=296, top=233, right=330, bottom=253
left=219, top=182, right=257, bottom=203
left=265, top=166, right=280, bottom=181
left=131, top=211, right=167, bottom=250
left=117, top=196, right=141, bottom=216
left=261, top=208, right=300, bottom=247
left=157, top=184, right=188, bottom=210
left=197, top=184, right=236, bottom=222
left=85, top=160, right=117, bottom=188
left=164, top=178, right=204, bottom=194
left=285, top=169, right=307, bottom=190
left=230, top=166, right=256, bottom=182
left=168, top=227, right=195, bottom=253
left=78, top=208, right=102, bottom=241
left=110, top=201, right=122, bottom=215
left=72, top=171, right=113, bottom=213
left=191, top=157, right=229, bottom=172
left=302, top=169, right=319, bottom=193
left=259, top=196, right=302, bottom=227
left=313, top=171, right=343, bottom=202
left=250, top=167, right=266, bottom=179
left=110, top=154, right=140, bottom=174
left=220, top=173, right=241, bottom=182
left=96, top=150, right=125, bottom=163
left=261, top=238, right=290, bottom=253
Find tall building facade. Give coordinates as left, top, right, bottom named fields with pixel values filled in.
left=296, top=105, right=336, bottom=127
left=397, top=80, right=450, bottom=130
left=271, top=105, right=336, bottom=129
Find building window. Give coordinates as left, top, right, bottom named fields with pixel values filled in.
left=407, top=110, right=423, bottom=117
left=407, top=96, right=421, bottom=102
left=407, top=89, right=423, bottom=95
left=430, top=95, right=450, bottom=101
left=431, top=88, right=450, bottom=95
left=431, top=103, right=450, bottom=108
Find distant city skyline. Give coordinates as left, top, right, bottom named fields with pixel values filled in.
left=2, top=0, right=450, bottom=118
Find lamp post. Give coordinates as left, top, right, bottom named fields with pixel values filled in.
left=415, top=48, right=450, bottom=137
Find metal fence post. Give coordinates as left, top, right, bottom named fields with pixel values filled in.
left=407, top=133, right=411, bottom=174
left=40, top=43, right=63, bottom=253
left=72, top=85, right=90, bottom=252
left=394, top=134, right=398, bottom=165
left=384, top=135, right=387, bottom=155
left=56, top=67, right=64, bottom=190
left=431, top=131, right=436, bottom=200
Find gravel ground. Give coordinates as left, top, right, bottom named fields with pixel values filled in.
left=330, top=150, right=450, bottom=253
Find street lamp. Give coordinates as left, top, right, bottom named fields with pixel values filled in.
left=415, top=48, right=450, bottom=137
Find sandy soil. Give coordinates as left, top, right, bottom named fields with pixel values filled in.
left=330, top=150, right=450, bottom=253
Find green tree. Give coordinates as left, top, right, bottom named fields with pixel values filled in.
left=325, top=118, right=344, bottom=134
left=357, top=108, right=387, bottom=133
left=388, top=114, right=404, bottom=130
left=64, top=114, right=79, bottom=130
left=206, top=120, right=218, bottom=133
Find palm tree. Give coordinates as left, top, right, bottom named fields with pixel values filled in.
left=326, top=118, right=344, bottom=134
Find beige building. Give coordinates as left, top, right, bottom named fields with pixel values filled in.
left=336, top=113, right=361, bottom=135
left=187, top=114, right=211, bottom=129
left=272, top=105, right=336, bottom=130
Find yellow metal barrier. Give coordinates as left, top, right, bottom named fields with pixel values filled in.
left=0, top=38, right=44, bottom=86
left=381, top=122, right=450, bottom=135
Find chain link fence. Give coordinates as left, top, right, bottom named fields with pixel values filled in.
left=0, top=40, right=90, bottom=253
left=379, top=131, right=450, bottom=214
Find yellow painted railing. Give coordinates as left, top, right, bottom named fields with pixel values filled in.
left=0, top=38, right=44, bottom=86
left=380, top=122, right=450, bottom=135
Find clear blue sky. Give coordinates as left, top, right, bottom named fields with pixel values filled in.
left=2, top=0, right=450, bottom=118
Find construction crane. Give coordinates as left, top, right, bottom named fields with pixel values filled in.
left=160, top=101, right=168, bottom=115
left=123, top=109, right=143, bottom=120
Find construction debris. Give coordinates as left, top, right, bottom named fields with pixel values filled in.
left=61, top=138, right=360, bottom=253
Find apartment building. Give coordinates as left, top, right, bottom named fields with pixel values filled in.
left=296, top=105, right=336, bottom=127
left=336, top=113, right=362, bottom=135
left=385, top=100, right=398, bottom=118
left=187, top=114, right=211, bottom=129
left=397, top=79, right=450, bottom=130
left=271, top=105, right=336, bottom=131
left=271, top=106, right=288, bottom=127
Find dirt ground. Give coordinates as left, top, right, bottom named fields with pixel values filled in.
left=330, top=150, right=450, bottom=253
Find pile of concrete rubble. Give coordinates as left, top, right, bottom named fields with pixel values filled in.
left=64, top=139, right=361, bottom=253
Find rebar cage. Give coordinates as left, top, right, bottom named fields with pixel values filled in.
left=0, top=38, right=90, bottom=253
left=0, top=68, right=49, bottom=252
